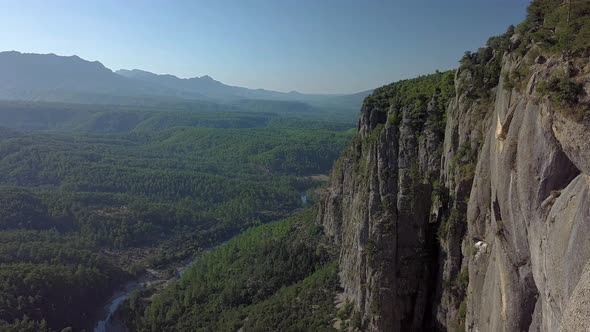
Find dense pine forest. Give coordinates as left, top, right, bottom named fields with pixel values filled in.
left=121, top=209, right=339, bottom=332
left=0, top=101, right=354, bottom=331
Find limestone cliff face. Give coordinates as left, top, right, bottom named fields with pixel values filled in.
left=466, top=51, right=590, bottom=331
left=318, top=74, right=451, bottom=331
left=318, top=32, right=590, bottom=332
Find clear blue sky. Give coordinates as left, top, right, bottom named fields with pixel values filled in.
left=0, top=0, right=530, bottom=94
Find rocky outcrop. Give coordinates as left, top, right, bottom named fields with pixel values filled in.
left=317, top=21, right=590, bottom=332
left=318, top=73, right=452, bottom=331
left=465, top=52, right=590, bottom=331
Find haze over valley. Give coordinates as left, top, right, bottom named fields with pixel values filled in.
left=2, top=1, right=590, bottom=332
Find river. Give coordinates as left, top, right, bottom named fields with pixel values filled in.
left=93, top=193, right=308, bottom=331
left=93, top=252, right=206, bottom=332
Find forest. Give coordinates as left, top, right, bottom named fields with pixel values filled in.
left=120, top=209, right=339, bottom=332
left=0, top=102, right=354, bottom=331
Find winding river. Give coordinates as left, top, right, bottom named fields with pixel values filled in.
left=94, top=192, right=308, bottom=331
left=93, top=254, right=200, bottom=332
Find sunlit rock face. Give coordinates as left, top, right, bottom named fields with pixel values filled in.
left=466, top=54, right=590, bottom=332
left=318, top=40, right=590, bottom=331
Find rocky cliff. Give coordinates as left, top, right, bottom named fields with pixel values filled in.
left=318, top=71, right=455, bottom=331
left=465, top=44, right=590, bottom=332
left=318, top=1, right=590, bottom=330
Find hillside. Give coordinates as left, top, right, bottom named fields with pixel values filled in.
left=121, top=209, right=339, bottom=331
left=0, top=109, right=353, bottom=331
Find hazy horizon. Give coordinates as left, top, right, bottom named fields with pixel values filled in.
left=1, top=0, right=529, bottom=94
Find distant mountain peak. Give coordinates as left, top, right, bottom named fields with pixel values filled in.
left=0, top=51, right=372, bottom=105
left=116, top=68, right=160, bottom=78
left=117, top=70, right=218, bottom=83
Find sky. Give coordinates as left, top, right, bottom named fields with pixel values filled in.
left=0, top=0, right=530, bottom=94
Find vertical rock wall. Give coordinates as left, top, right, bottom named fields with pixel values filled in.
left=318, top=36, right=590, bottom=331
left=318, top=79, right=450, bottom=331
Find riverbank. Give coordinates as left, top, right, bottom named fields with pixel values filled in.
left=92, top=191, right=312, bottom=331
left=93, top=237, right=231, bottom=332
left=93, top=254, right=195, bottom=331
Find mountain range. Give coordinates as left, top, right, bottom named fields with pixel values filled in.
left=0, top=51, right=371, bottom=107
